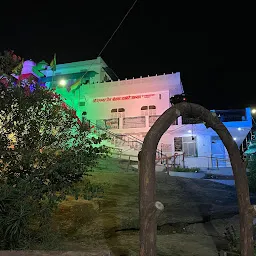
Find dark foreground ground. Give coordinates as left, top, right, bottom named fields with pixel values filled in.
left=1, top=158, right=255, bottom=256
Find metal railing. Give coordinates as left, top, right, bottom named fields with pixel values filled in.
left=89, top=120, right=166, bottom=162
left=155, top=153, right=232, bottom=170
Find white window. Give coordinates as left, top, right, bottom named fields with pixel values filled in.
left=149, top=105, right=156, bottom=115
left=111, top=108, right=118, bottom=118
left=174, top=136, right=197, bottom=157
left=118, top=108, right=125, bottom=118
left=111, top=108, right=125, bottom=118
left=141, top=106, right=148, bottom=116
left=141, top=105, right=156, bottom=116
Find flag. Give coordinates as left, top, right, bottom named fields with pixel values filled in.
left=67, top=78, right=82, bottom=92
left=11, top=58, right=24, bottom=75
left=50, top=53, right=56, bottom=71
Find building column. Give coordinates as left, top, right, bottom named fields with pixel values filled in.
left=119, top=118, right=123, bottom=129
left=178, top=116, right=182, bottom=125
left=145, top=115, right=149, bottom=128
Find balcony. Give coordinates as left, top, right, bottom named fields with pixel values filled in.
left=182, top=108, right=251, bottom=126
left=95, top=115, right=179, bottom=130
left=95, top=108, right=251, bottom=130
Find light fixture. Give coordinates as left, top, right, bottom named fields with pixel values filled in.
left=238, top=127, right=242, bottom=131
left=188, top=130, right=192, bottom=133
left=59, top=79, right=66, bottom=86
left=233, top=137, right=237, bottom=141
left=252, top=109, right=256, bottom=114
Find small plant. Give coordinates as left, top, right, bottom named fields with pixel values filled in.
left=224, top=225, right=239, bottom=253
left=171, top=166, right=200, bottom=173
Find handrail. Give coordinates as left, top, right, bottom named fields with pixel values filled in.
left=166, top=153, right=232, bottom=170
left=89, top=120, right=165, bottom=157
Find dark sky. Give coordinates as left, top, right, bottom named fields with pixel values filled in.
left=0, top=1, right=255, bottom=110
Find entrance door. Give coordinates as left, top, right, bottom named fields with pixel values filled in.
left=211, top=136, right=226, bottom=168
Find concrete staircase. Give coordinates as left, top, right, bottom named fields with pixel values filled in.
left=90, top=121, right=166, bottom=164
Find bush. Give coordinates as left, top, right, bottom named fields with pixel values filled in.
left=0, top=55, right=109, bottom=249
left=0, top=179, right=59, bottom=249
left=171, top=166, right=201, bottom=173
left=247, top=155, right=256, bottom=192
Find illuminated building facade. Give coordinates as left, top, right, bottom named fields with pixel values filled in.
left=21, top=57, right=251, bottom=168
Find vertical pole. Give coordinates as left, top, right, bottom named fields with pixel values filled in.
left=160, top=144, right=163, bottom=164
left=139, top=149, right=157, bottom=256
left=51, top=70, right=55, bottom=89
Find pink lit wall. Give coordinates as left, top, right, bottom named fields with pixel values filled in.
left=78, top=73, right=183, bottom=121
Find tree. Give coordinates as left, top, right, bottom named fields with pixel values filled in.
left=0, top=52, right=109, bottom=248
left=0, top=50, right=21, bottom=76
left=139, top=102, right=254, bottom=256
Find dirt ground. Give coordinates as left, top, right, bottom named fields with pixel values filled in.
left=52, top=170, right=252, bottom=256
left=1, top=158, right=255, bottom=256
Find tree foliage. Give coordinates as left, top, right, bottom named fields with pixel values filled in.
left=247, top=155, right=256, bottom=192
left=0, top=50, right=21, bottom=76
left=0, top=52, right=109, bottom=249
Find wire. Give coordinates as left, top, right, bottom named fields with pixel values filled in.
left=80, top=0, right=139, bottom=81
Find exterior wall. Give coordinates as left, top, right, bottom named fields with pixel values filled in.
left=77, top=73, right=182, bottom=120
left=182, top=135, right=212, bottom=168
left=79, top=72, right=182, bottom=99
left=164, top=121, right=252, bottom=168
left=84, top=91, right=169, bottom=121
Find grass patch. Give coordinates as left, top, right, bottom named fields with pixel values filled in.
left=49, top=157, right=139, bottom=247
left=91, top=157, right=138, bottom=172
left=28, top=157, right=227, bottom=255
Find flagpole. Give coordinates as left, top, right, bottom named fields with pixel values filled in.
left=50, top=53, right=56, bottom=90
left=79, top=84, right=81, bottom=103
left=51, top=70, right=55, bottom=89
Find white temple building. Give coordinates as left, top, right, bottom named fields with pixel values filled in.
left=34, top=57, right=253, bottom=168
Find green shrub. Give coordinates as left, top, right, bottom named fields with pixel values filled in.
left=171, top=166, right=200, bottom=173
left=0, top=53, right=109, bottom=249
left=0, top=179, right=59, bottom=249
left=247, top=155, right=256, bottom=192
left=224, top=225, right=239, bottom=253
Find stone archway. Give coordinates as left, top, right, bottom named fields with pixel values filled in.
left=139, top=102, right=254, bottom=256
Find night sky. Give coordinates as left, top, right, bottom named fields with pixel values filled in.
left=1, top=1, right=255, bottom=110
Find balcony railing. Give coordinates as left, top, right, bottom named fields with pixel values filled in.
left=96, top=118, right=119, bottom=129
left=149, top=115, right=160, bottom=127
left=97, top=115, right=179, bottom=129
left=123, top=116, right=146, bottom=129
left=182, top=109, right=248, bottom=124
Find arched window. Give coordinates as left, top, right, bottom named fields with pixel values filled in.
left=141, top=105, right=156, bottom=116
left=118, top=108, right=125, bottom=118
left=141, top=106, right=148, bottom=116
left=149, top=105, right=156, bottom=115
left=111, top=108, right=125, bottom=118
left=111, top=108, right=118, bottom=118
